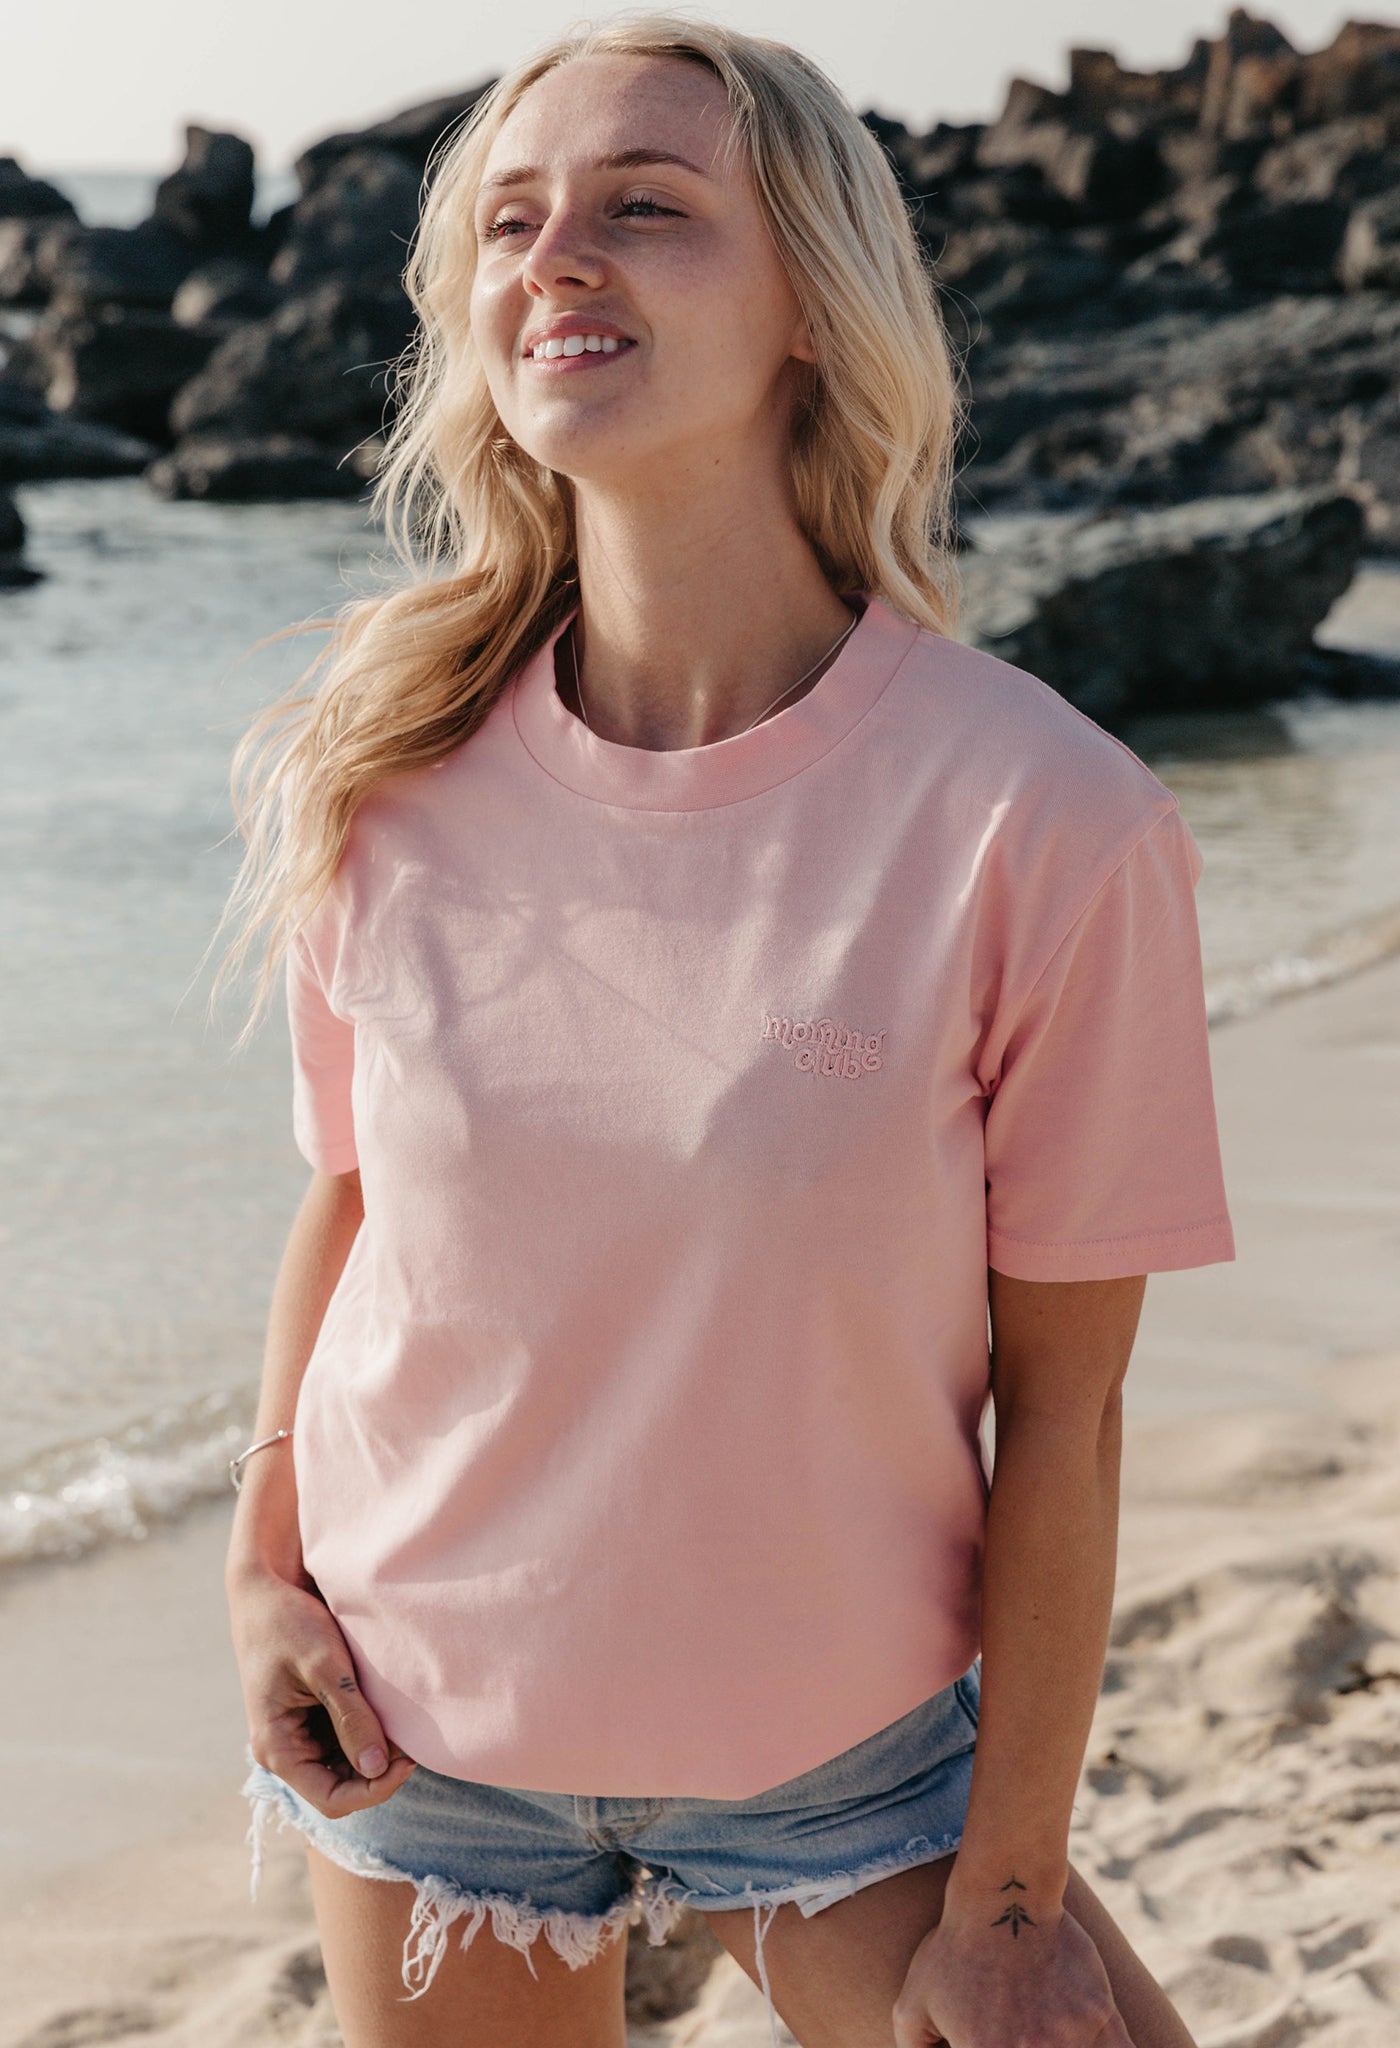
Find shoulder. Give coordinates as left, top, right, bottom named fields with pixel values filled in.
left=878, top=616, right=1183, bottom=877
left=863, top=614, right=1199, bottom=961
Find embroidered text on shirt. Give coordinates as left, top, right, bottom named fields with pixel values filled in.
left=761, top=1012, right=886, bottom=1077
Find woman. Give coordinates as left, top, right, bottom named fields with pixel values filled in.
left=220, top=16, right=1235, bottom=2048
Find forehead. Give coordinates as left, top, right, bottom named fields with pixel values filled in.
left=484, top=51, right=736, bottom=177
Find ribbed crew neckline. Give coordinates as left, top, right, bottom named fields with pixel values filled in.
left=511, top=590, right=922, bottom=812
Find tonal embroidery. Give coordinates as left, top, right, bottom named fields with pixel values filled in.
left=761, top=1012, right=886, bottom=1078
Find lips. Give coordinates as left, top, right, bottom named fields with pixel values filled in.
left=531, top=332, right=625, bottom=360
left=521, top=313, right=635, bottom=361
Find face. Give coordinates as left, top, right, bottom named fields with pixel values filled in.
left=468, top=52, right=814, bottom=491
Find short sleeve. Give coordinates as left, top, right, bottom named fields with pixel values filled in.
left=286, top=927, right=359, bottom=1174
left=983, top=805, right=1234, bottom=1280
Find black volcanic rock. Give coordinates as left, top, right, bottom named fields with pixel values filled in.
left=977, top=116, right=1167, bottom=222
left=0, top=217, right=82, bottom=305
left=269, top=149, right=422, bottom=289
left=1294, top=19, right=1400, bottom=125
left=1339, top=187, right=1400, bottom=290
left=171, top=258, right=282, bottom=328
left=293, top=84, right=495, bottom=194
left=152, top=125, right=257, bottom=254
left=958, top=487, right=1366, bottom=721
left=0, top=378, right=156, bottom=482
left=1343, top=393, right=1400, bottom=548
left=0, top=158, right=78, bottom=223
left=42, top=219, right=202, bottom=310
left=146, top=432, right=372, bottom=501
left=10, top=305, right=223, bottom=440
left=168, top=278, right=414, bottom=446
left=0, top=487, right=43, bottom=586
left=1253, top=113, right=1400, bottom=204
left=958, top=291, right=1400, bottom=547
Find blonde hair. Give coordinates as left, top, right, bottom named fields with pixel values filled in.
left=212, top=10, right=967, bottom=1040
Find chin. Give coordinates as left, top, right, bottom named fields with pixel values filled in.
left=516, top=423, right=654, bottom=485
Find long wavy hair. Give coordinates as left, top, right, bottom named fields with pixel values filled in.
left=211, top=10, right=968, bottom=1042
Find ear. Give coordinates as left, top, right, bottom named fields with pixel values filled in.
left=788, top=311, right=818, bottom=366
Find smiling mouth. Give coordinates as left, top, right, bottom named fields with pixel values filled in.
left=526, top=334, right=635, bottom=363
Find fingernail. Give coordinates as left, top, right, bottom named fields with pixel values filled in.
left=358, top=1746, right=388, bottom=1777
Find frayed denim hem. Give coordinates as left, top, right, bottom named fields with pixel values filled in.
left=241, top=1764, right=654, bottom=2002
left=635, top=1827, right=965, bottom=2048
left=241, top=1760, right=960, bottom=2045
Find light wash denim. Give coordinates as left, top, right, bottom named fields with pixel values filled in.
left=243, top=1656, right=980, bottom=2046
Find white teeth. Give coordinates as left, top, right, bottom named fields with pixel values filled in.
left=530, top=333, right=625, bottom=360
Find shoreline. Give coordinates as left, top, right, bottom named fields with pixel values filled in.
left=2, top=949, right=1398, bottom=2045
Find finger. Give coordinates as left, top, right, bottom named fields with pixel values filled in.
left=891, top=1998, right=945, bottom=2048
left=302, top=1655, right=395, bottom=1780
left=1096, top=2006, right=1136, bottom=2048
left=262, top=1743, right=418, bottom=1819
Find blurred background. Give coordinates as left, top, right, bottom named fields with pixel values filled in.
left=1, top=6, right=1398, bottom=2044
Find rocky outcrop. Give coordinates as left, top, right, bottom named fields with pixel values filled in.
left=170, top=258, right=281, bottom=328
left=151, top=126, right=256, bottom=254
left=952, top=291, right=1400, bottom=549
left=168, top=278, right=413, bottom=444
left=0, top=99, right=481, bottom=489
left=146, top=432, right=373, bottom=501
left=291, top=86, right=492, bottom=193
left=7, top=304, right=224, bottom=439
left=0, top=158, right=77, bottom=223
left=957, top=488, right=1372, bottom=723
left=0, top=380, right=156, bottom=483
left=268, top=149, right=423, bottom=292
left=1, top=3, right=1398, bottom=694
left=0, top=486, right=43, bottom=586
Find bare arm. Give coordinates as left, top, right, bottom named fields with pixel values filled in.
left=225, top=1167, right=418, bottom=1814
left=227, top=1166, right=365, bottom=1586
left=895, top=1270, right=1145, bottom=2048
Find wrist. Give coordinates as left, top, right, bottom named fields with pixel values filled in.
left=225, top=1544, right=312, bottom=1595
left=943, top=1851, right=1069, bottom=1928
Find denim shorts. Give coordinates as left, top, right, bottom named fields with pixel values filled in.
left=243, top=1657, right=979, bottom=2043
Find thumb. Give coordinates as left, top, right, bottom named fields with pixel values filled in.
left=309, top=1655, right=393, bottom=1777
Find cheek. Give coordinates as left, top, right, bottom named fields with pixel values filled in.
left=468, top=274, right=518, bottom=395
left=660, top=250, right=794, bottom=398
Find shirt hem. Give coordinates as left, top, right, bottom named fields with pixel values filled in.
left=987, top=1217, right=1236, bottom=1281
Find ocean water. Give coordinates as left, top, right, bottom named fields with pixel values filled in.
left=2, top=477, right=1399, bottom=1574
left=37, top=165, right=299, bottom=228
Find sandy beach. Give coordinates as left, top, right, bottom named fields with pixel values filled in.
left=2, top=948, right=1397, bottom=2048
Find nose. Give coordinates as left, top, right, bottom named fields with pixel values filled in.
left=521, top=202, right=608, bottom=298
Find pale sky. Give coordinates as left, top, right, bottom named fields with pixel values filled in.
left=6, top=0, right=1386, bottom=175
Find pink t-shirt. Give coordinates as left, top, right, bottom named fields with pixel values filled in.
left=286, top=591, right=1234, bottom=1797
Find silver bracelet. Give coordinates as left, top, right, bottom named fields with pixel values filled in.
left=230, top=1427, right=294, bottom=1492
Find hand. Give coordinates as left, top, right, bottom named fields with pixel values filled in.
left=228, top=1564, right=418, bottom=1818
left=893, top=1895, right=1133, bottom=2048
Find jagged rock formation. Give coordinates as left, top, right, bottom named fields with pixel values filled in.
left=0, top=13, right=1398, bottom=703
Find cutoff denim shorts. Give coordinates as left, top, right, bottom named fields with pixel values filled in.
left=243, top=1656, right=980, bottom=2044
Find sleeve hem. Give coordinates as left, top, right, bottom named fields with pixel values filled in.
left=987, top=1217, right=1236, bottom=1281
left=297, top=1137, right=361, bottom=1175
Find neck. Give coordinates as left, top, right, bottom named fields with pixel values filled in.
left=564, top=447, right=855, bottom=751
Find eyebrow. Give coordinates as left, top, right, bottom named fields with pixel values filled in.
left=478, top=148, right=710, bottom=194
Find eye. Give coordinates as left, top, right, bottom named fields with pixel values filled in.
left=481, top=213, right=533, bottom=241
left=615, top=193, right=684, bottom=221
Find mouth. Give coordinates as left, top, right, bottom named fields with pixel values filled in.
left=523, top=333, right=637, bottom=369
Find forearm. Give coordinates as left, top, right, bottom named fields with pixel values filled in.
left=227, top=1167, right=363, bottom=1589
left=944, top=1389, right=1123, bottom=1924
